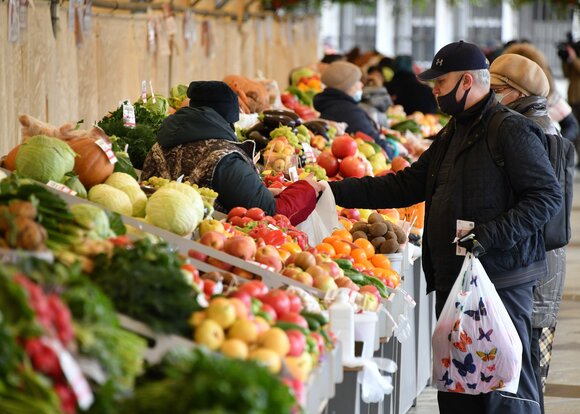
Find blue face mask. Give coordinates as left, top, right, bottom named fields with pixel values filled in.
left=353, top=90, right=363, bottom=102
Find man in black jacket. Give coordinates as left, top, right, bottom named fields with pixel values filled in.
left=329, top=41, right=562, bottom=414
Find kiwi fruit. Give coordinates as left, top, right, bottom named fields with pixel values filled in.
left=371, top=236, right=386, bottom=249
left=385, top=220, right=394, bottom=232
left=393, top=225, right=407, bottom=244
left=369, top=222, right=388, bottom=237
left=385, top=230, right=397, bottom=241
left=368, top=212, right=385, bottom=224
left=351, top=230, right=368, bottom=241
left=380, top=238, right=400, bottom=254
left=350, top=221, right=369, bottom=234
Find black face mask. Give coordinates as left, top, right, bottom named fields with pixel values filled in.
left=437, top=75, right=471, bottom=116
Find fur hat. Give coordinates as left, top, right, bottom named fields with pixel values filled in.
left=321, top=61, right=362, bottom=93
left=490, top=54, right=550, bottom=98
left=187, top=81, right=239, bottom=123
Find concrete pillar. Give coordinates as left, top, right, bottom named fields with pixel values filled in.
left=376, top=0, right=396, bottom=57
left=393, top=0, right=413, bottom=55
left=435, top=0, right=454, bottom=50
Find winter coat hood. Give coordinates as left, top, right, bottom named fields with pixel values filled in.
left=156, top=106, right=237, bottom=148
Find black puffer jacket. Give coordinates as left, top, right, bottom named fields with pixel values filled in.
left=329, top=92, right=562, bottom=293
left=313, top=88, right=383, bottom=143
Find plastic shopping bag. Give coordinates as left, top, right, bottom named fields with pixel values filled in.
left=432, top=253, right=522, bottom=394
left=296, top=181, right=339, bottom=246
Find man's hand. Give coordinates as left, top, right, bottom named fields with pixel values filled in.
left=566, top=45, right=577, bottom=61
left=458, top=233, right=486, bottom=257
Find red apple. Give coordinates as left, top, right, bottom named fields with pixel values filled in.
left=188, top=248, right=208, bottom=262
left=254, top=245, right=283, bottom=272
left=278, top=312, right=309, bottom=330
left=206, top=257, right=234, bottom=272
left=281, top=264, right=302, bottom=278
left=260, top=303, right=278, bottom=322
left=228, top=291, right=252, bottom=310
left=316, top=151, right=339, bottom=177
left=309, top=332, right=326, bottom=355
left=287, top=293, right=303, bottom=313
left=286, top=329, right=307, bottom=357
left=199, top=231, right=227, bottom=250
left=224, top=236, right=257, bottom=261
left=359, top=285, right=381, bottom=303
left=261, top=289, right=291, bottom=318
left=340, top=208, right=360, bottom=221
left=339, top=156, right=366, bottom=178
left=319, top=261, right=341, bottom=280
left=291, top=271, right=314, bottom=287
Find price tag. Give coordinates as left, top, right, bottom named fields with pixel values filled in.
left=47, top=181, right=77, bottom=196
left=95, top=138, right=118, bottom=164
left=395, top=287, right=416, bottom=308
left=288, top=166, right=299, bottom=182
left=45, top=339, right=94, bottom=410
left=123, top=100, right=136, bottom=128
left=141, top=80, right=148, bottom=104
left=301, top=142, right=316, bottom=163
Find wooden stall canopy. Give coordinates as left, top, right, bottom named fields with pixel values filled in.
left=0, top=0, right=320, bottom=157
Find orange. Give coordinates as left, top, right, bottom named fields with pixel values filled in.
left=339, top=218, right=353, bottom=231
left=370, top=254, right=391, bottom=269
left=322, top=236, right=340, bottom=245
left=350, top=248, right=368, bottom=264
left=353, top=238, right=375, bottom=258
left=332, top=241, right=352, bottom=257
left=316, top=242, right=336, bottom=257
left=332, top=228, right=353, bottom=242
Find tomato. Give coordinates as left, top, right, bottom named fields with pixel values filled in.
left=227, top=207, right=247, bottom=220
left=331, top=135, right=357, bottom=159
left=245, top=207, right=266, bottom=221
left=239, top=280, right=269, bottom=298
left=339, top=155, right=366, bottom=178
left=260, top=289, right=291, bottom=318
left=316, top=151, right=339, bottom=177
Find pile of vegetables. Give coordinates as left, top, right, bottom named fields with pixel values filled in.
left=120, top=348, right=296, bottom=414
left=97, top=97, right=168, bottom=170
left=89, top=238, right=198, bottom=335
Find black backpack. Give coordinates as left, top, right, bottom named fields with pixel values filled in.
left=486, top=106, right=575, bottom=251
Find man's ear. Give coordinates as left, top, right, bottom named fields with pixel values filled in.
left=462, top=72, right=474, bottom=89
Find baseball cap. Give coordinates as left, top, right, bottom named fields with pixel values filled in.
left=418, top=40, right=489, bottom=81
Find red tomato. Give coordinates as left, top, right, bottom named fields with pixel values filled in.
left=339, top=156, right=366, bottom=178
left=331, top=135, right=357, bottom=159
left=246, top=207, right=266, bottom=221
left=227, top=207, right=247, bottom=220
left=238, top=280, right=269, bottom=298
left=260, top=289, right=291, bottom=318
left=316, top=151, right=339, bottom=177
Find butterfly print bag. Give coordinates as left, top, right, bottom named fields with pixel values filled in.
left=432, top=253, right=523, bottom=394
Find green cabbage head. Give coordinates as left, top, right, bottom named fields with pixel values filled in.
left=145, top=188, right=199, bottom=236
left=88, top=184, right=133, bottom=216
left=163, top=182, right=205, bottom=223
left=16, top=135, right=76, bottom=183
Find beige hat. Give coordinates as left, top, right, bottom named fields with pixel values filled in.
left=490, top=54, right=550, bottom=98
left=321, top=61, right=362, bottom=93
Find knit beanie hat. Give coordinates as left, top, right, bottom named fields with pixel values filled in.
left=187, top=81, right=240, bottom=123
left=490, top=54, right=549, bottom=98
left=321, top=61, right=362, bottom=93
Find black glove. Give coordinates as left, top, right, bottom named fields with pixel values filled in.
left=458, top=233, right=486, bottom=258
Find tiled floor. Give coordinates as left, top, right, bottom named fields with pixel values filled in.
left=408, top=173, right=580, bottom=414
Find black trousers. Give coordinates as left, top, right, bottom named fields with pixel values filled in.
left=435, top=281, right=541, bottom=414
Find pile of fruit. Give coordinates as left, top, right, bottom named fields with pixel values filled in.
left=316, top=135, right=373, bottom=179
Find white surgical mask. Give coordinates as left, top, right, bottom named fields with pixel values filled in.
left=353, top=90, right=363, bottom=102
left=495, top=89, right=514, bottom=104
